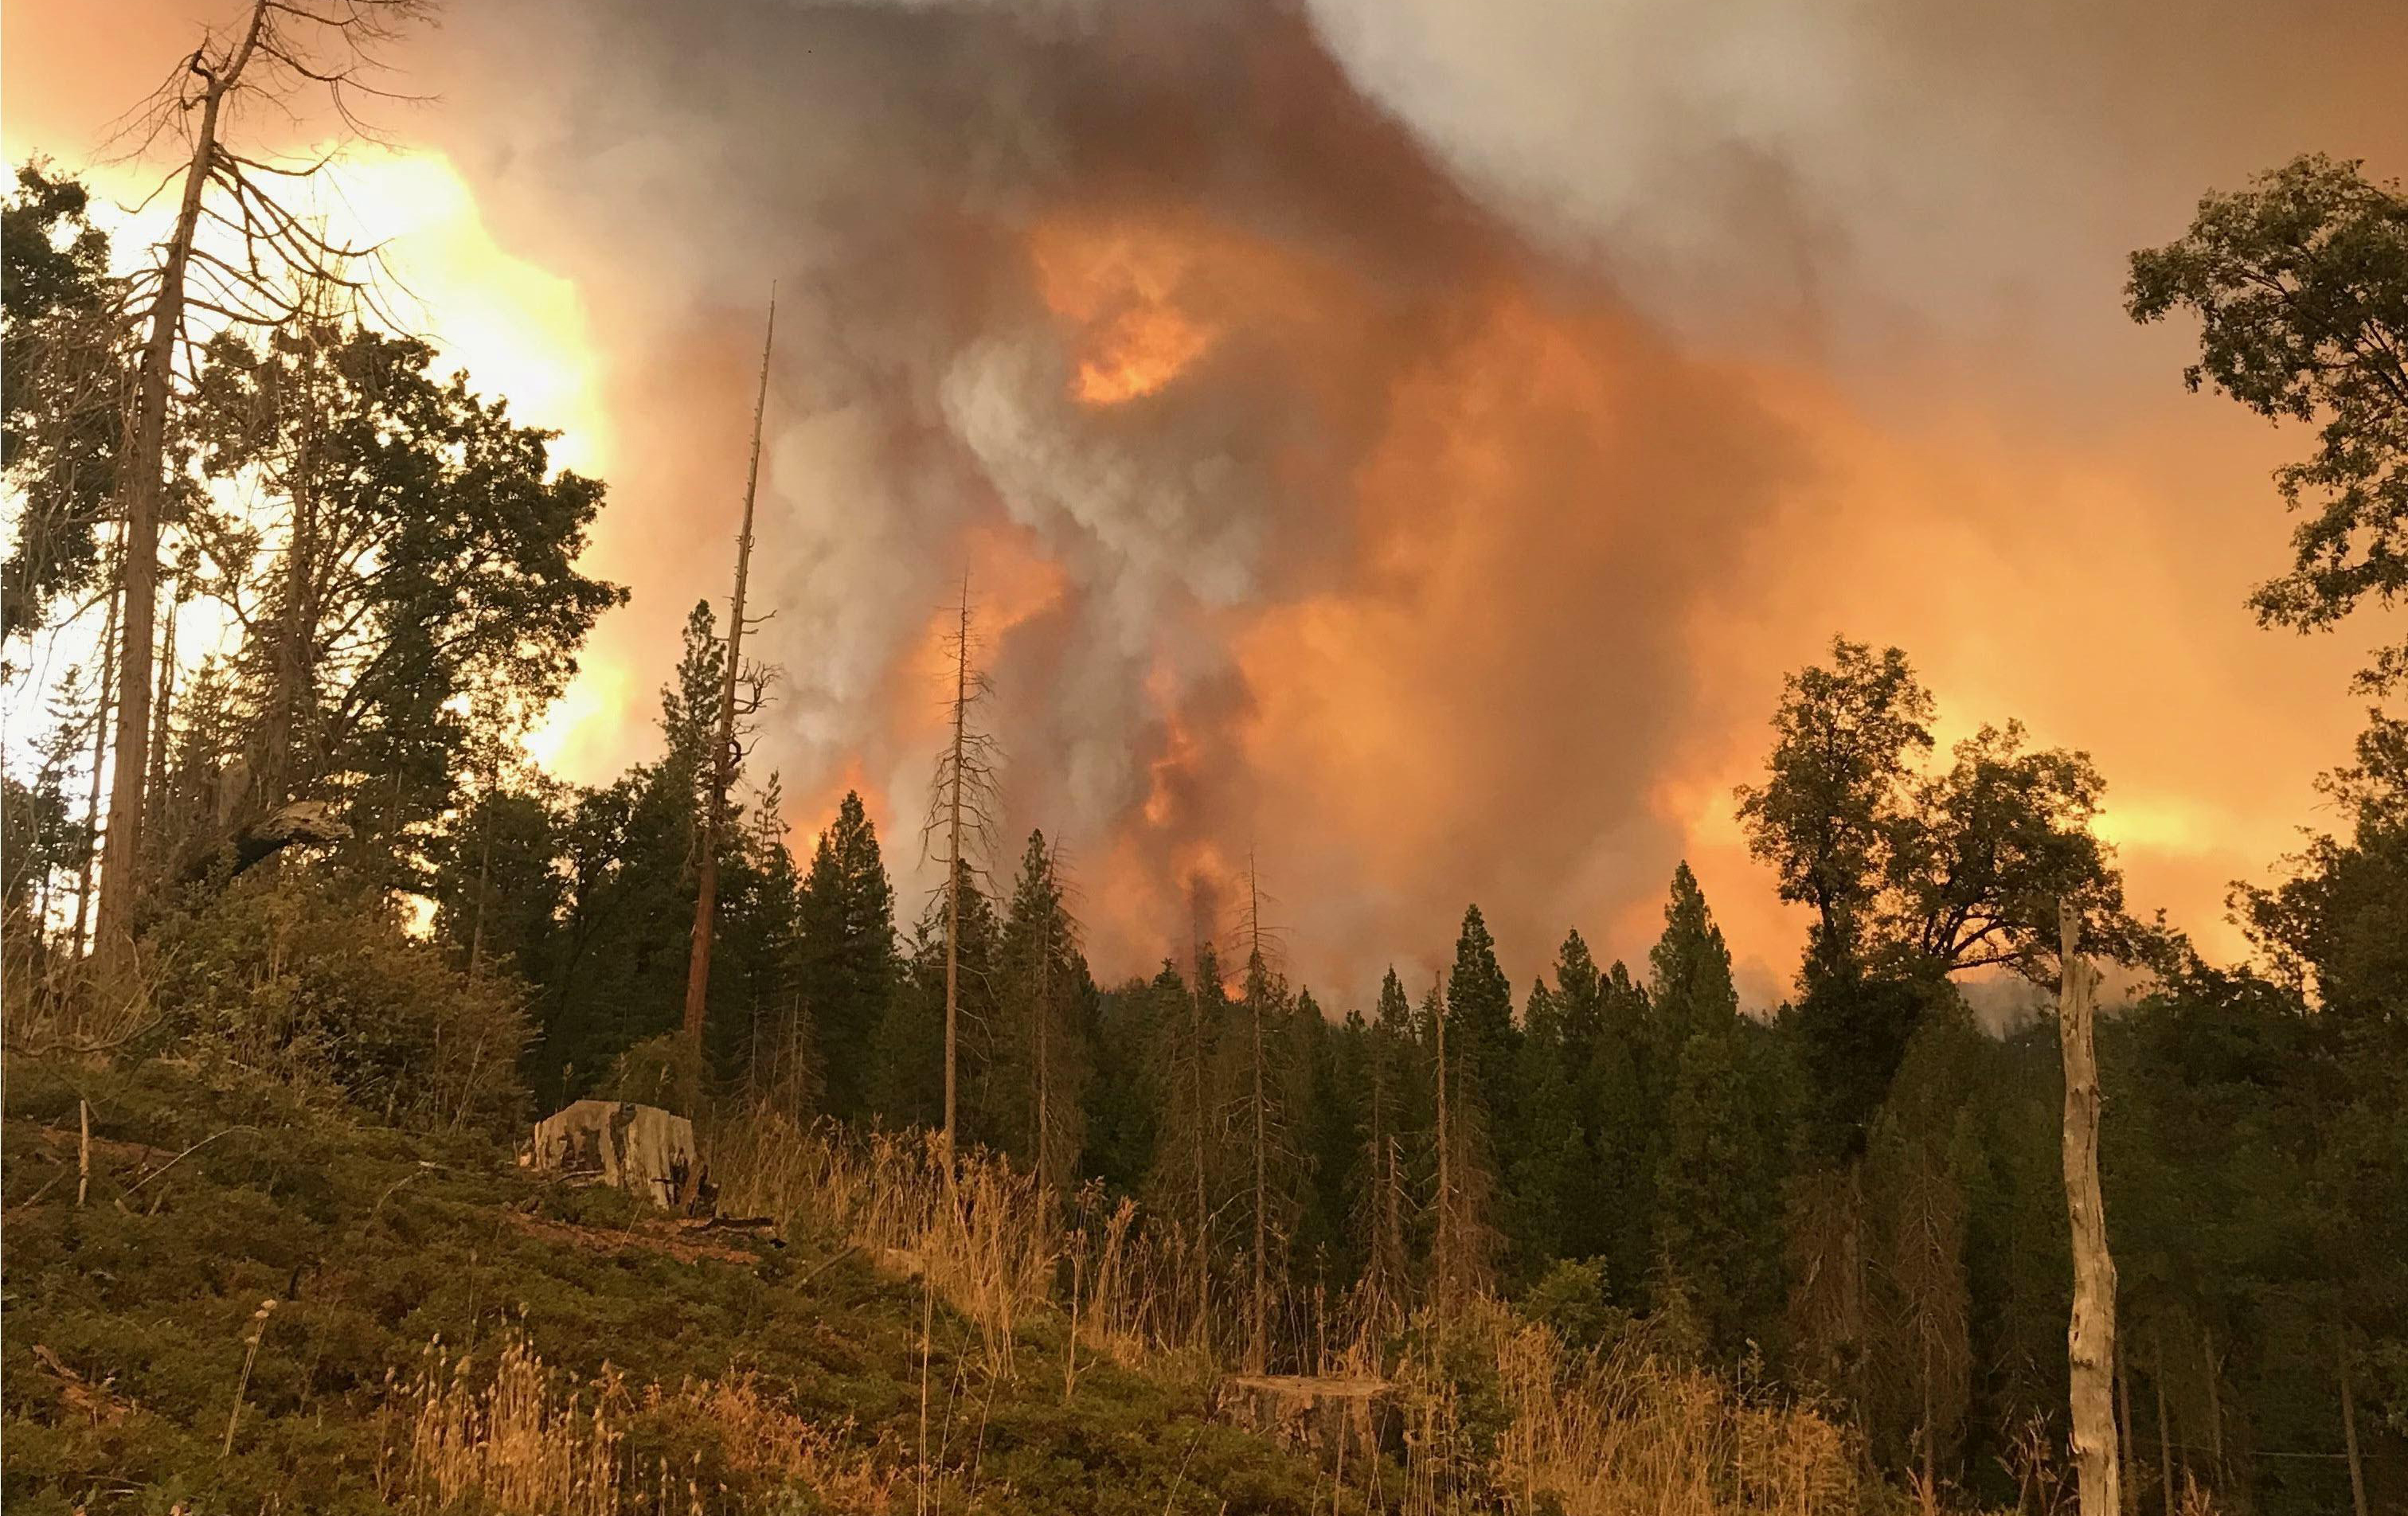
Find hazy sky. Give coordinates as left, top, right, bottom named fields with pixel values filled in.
left=8, top=0, right=2403, bottom=1008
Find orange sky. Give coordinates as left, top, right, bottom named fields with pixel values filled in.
left=7, top=0, right=2400, bottom=1007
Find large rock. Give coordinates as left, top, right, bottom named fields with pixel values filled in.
left=527, top=1100, right=698, bottom=1209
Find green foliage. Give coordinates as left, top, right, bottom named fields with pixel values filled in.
left=2, top=163, right=126, bottom=639
left=2128, top=154, right=2408, bottom=693
left=0, top=1056, right=1336, bottom=1516
left=184, top=318, right=625, bottom=861
left=1519, top=1258, right=1634, bottom=1354
left=1735, top=637, right=1934, bottom=971
left=1445, top=904, right=1517, bottom=1127
left=796, top=790, right=899, bottom=1119
left=151, top=868, right=533, bottom=1134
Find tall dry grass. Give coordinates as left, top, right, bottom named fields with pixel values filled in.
left=710, top=1107, right=1057, bottom=1366
left=1472, top=1299, right=1859, bottom=1515
left=379, top=1334, right=624, bottom=1515
left=708, top=1104, right=1898, bottom=1514
left=377, top=1331, right=900, bottom=1516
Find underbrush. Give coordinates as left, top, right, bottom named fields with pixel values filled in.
left=0, top=1055, right=1327, bottom=1515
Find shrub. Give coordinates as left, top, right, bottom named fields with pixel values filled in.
left=153, top=868, right=532, bottom=1134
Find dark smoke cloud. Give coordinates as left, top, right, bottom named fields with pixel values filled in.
left=415, top=0, right=2407, bottom=1006
left=424, top=0, right=1805, bottom=999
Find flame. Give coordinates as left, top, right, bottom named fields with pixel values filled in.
left=1031, top=219, right=1223, bottom=405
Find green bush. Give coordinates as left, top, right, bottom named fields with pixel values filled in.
left=151, top=868, right=533, bottom=1135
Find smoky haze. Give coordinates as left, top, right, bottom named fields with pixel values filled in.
left=406, top=0, right=2405, bottom=1006
left=423, top=0, right=1804, bottom=997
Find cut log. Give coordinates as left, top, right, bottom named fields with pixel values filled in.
left=175, top=800, right=352, bottom=885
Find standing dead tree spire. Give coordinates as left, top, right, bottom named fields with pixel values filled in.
left=2056, top=903, right=2122, bottom=1516
left=1233, top=848, right=1300, bottom=1373
left=922, top=573, right=999, bottom=1168
left=682, top=295, right=778, bottom=1061
left=92, top=0, right=434, bottom=986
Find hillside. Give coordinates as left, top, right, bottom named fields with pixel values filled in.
left=0, top=1056, right=1340, bottom=1515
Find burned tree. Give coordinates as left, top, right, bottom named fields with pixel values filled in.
left=682, top=298, right=777, bottom=1058
left=922, top=576, right=1000, bottom=1165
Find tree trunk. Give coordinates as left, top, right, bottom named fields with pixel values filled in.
left=2117, top=1350, right=2137, bottom=1516
left=2154, top=1334, right=2175, bottom=1516
left=71, top=576, right=120, bottom=958
left=1034, top=896, right=1051, bottom=1186
left=682, top=299, right=776, bottom=1061
left=2057, top=904, right=2122, bottom=1516
left=2340, top=1327, right=2369, bottom=1516
left=1433, top=973, right=1450, bottom=1321
left=143, top=595, right=178, bottom=855
left=94, top=8, right=265, bottom=984
left=2201, top=1323, right=2226, bottom=1493
left=941, top=581, right=967, bottom=1168
left=1191, top=940, right=1210, bottom=1346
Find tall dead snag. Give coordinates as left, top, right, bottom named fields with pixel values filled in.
left=682, top=298, right=777, bottom=1059
left=922, top=576, right=998, bottom=1168
left=92, top=0, right=432, bottom=983
left=70, top=575, right=122, bottom=958
left=2057, top=903, right=2122, bottom=1516
left=1235, top=852, right=1297, bottom=1374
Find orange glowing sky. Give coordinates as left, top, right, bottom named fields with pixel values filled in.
left=8, top=0, right=2402, bottom=1007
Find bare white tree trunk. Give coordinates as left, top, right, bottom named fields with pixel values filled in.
left=682, top=299, right=776, bottom=1062
left=2058, top=903, right=2122, bottom=1516
left=942, top=583, right=968, bottom=1166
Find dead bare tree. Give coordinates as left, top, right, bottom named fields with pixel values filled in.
left=922, top=575, right=999, bottom=1166
left=682, top=296, right=777, bottom=1060
left=2057, top=902, right=2122, bottom=1516
left=68, top=572, right=122, bottom=959
left=91, top=0, right=434, bottom=983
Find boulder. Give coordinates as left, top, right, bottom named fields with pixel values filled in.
left=527, top=1100, right=698, bottom=1209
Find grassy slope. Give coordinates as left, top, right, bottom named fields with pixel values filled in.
left=1, top=1057, right=1335, bottom=1515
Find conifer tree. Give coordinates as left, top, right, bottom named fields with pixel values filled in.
left=922, top=578, right=999, bottom=1164
left=1350, top=969, right=1419, bottom=1335
left=1445, top=905, right=1519, bottom=1138
left=1647, top=863, right=1790, bottom=1362
left=995, top=829, right=1091, bottom=1190
left=874, top=857, right=999, bottom=1133
left=1507, top=975, right=1585, bottom=1280
left=1427, top=970, right=1499, bottom=1314
left=1144, top=936, right=1224, bottom=1348
left=797, top=791, right=899, bottom=1119
left=1222, top=860, right=1308, bottom=1371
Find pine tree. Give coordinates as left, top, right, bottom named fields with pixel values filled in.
left=796, top=791, right=899, bottom=1119
left=1647, top=863, right=1790, bottom=1362
left=1427, top=970, right=1499, bottom=1313
left=995, top=829, right=1091, bottom=1190
left=1143, top=942, right=1223, bottom=1348
left=1507, top=975, right=1585, bottom=1282
left=1445, top=905, right=1519, bottom=1139
left=1349, top=971, right=1419, bottom=1335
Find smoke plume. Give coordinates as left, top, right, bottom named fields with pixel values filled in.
left=407, top=0, right=2406, bottom=1003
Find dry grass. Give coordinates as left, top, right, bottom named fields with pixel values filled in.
left=380, top=1334, right=624, bottom=1515
left=377, top=1331, right=901, bottom=1516
left=706, top=1106, right=2023, bottom=1514
left=710, top=1108, right=1057, bottom=1366
left=1476, top=1299, right=1858, bottom=1515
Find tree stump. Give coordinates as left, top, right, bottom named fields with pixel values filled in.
left=1219, top=1373, right=1394, bottom=1472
